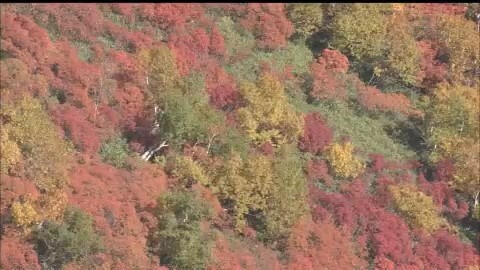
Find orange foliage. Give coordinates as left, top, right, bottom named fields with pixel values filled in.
left=416, top=40, right=447, bottom=90
left=68, top=161, right=168, bottom=267
left=310, top=49, right=350, bottom=101
left=286, top=219, right=366, bottom=270
left=405, top=4, right=467, bottom=18
left=357, top=83, right=423, bottom=117
left=240, top=4, right=294, bottom=50
left=208, top=232, right=283, bottom=270
left=0, top=236, right=40, bottom=270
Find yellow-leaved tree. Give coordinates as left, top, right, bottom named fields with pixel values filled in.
left=237, top=73, right=304, bottom=146
left=424, top=83, right=479, bottom=199
left=389, top=184, right=445, bottom=233
left=286, top=4, right=324, bottom=36
left=434, top=15, right=479, bottom=86
left=1, top=96, right=73, bottom=193
left=214, top=152, right=275, bottom=231
left=11, top=194, right=40, bottom=231
left=331, top=4, right=391, bottom=63
left=0, top=127, right=21, bottom=174
left=324, top=142, right=364, bottom=179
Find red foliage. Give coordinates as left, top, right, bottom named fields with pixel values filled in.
left=417, top=174, right=468, bottom=220
left=414, top=229, right=480, bottom=270
left=68, top=161, right=168, bottom=267
left=306, top=159, right=333, bottom=186
left=416, top=40, right=447, bottom=90
left=259, top=141, right=275, bottom=157
left=198, top=60, right=239, bottom=110
left=137, top=4, right=204, bottom=31
left=46, top=41, right=103, bottom=110
left=0, top=12, right=52, bottom=72
left=0, top=58, right=49, bottom=99
left=317, top=49, right=350, bottom=73
left=286, top=219, right=366, bottom=270
left=0, top=175, right=40, bottom=218
left=168, top=27, right=212, bottom=76
left=208, top=232, right=282, bottom=270
left=309, top=181, right=416, bottom=267
left=109, top=50, right=142, bottom=86
left=369, top=209, right=415, bottom=266
left=109, top=3, right=136, bottom=20
left=299, top=112, right=333, bottom=155
left=240, top=4, right=294, bottom=50
left=113, top=83, right=145, bottom=131
left=310, top=51, right=348, bottom=101
left=0, top=236, right=41, bottom=270
left=405, top=4, right=467, bottom=18
left=209, top=25, right=227, bottom=57
left=33, top=4, right=104, bottom=42
left=356, top=84, right=422, bottom=117
left=433, top=159, right=455, bottom=182
left=369, top=153, right=387, bottom=173
left=51, top=105, right=101, bottom=156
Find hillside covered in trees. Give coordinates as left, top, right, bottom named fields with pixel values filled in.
left=1, top=3, right=479, bottom=270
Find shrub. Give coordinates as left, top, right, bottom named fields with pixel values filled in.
left=389, top=184, right=445, bottom=233
left=324, top=142, right=364, bottom=179
left=99, top=136, right=130, bottom=167
left=34, top=207, right=103, bottom=269
left=153, top=191, right=213, bottom=270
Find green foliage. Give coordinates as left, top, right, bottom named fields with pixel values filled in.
left=99, top=136, right=130, bottom=168
left=159, top=91, right=223, bottom=149
left=290, top=98, right=417, bottom=162
left=34, top=207, right=103, bottom=269
left=216, top=16, right=256, bottom=58
left=1, top=96, right=73, bottom=192
left=225, top=40, right=313, bottom=83
left=262, top=144, right=308, bottom=242
left=287, top=4, right=324, bottom=36
left=154, top=191, right=213, bottom=270
left=209, top=127, right=251, bottom=159
left=72, top=40, right=93, bottom=62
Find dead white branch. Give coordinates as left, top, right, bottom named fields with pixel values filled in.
left=141, top=140, right=168, bottom=161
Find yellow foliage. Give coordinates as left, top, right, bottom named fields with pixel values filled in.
left=138, top=46, right=179, bottom=105
left=286, top=4, right=324, bottom=36
left=0, top=127, right=21, bottom=174
left=1, top=96, right=72, bottom=192
left=389, top=184, right=445, bottom=233
left=172, top=156, right=211, bottom=188
left=383, top=13, right=421, bottom=85
left=214, top=153, right=275, bottom=231
left=237, top=74, right=304, bottom=146
left=38, top=190, right=69, bottom=221
left=426, top=84, right=479, bottom=197
left=324, top=142, right=364, bottom=179
left=11, top=195, right=40, bottom=230
left=435, top=16, right=479, bottom=85
left=332, top=4, right=390, bottom=62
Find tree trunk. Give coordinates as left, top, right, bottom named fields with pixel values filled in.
left=141, top=140, right=168, bottom=161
